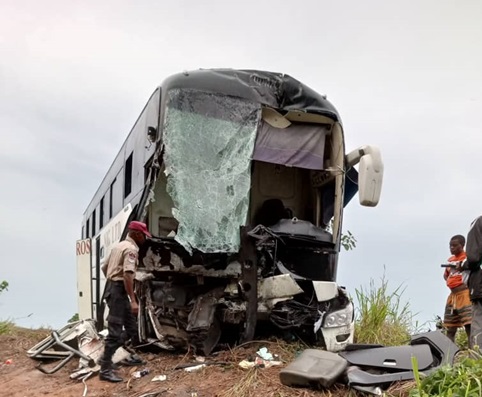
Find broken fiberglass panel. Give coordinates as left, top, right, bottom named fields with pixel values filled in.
left=163, top=89, right=261, bottom=253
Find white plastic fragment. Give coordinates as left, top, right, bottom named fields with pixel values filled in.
left=184, top=364, right=206, bottom=372
left=256, top=347, right=273, bottom=361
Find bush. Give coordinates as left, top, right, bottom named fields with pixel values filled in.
left=0, top=280, right=12, bottom=335
left=68, top=313, right=79, bottom=323
left=354, top=274, right=414, bottom=346
left=0, top=319, right=14, bottom=335
left=410, top=355, right=482, bottom=397
left=0, top=280, right=8, bottom=294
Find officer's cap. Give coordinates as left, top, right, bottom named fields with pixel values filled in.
left=128, top=221, right=152, bottom=237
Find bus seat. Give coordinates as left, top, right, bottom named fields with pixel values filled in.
left=254, top=199, right=291, bottom=227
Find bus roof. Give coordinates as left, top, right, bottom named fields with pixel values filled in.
left=161, top=69, right=341, bottom=122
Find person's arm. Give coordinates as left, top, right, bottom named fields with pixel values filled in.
left=123, top=249, right=139, bottom=314
left=123, top=271, right=138, bottom=314
left=462, top=216, right=482, bottom=271
left=101, top=251, right=111, bottom=277
left=443, top=268, right=450, bottom=280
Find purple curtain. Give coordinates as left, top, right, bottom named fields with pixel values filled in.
left=252, top=122, right=328, bottom=170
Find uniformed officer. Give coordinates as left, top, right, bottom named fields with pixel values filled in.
left=99, top=220, right=151, bottom=383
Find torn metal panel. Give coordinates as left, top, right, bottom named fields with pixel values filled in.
left=189, top=318, right=222, bottom=356
left=219, top=299, right=246, bottom=324
left=27, top=319, right=131, bottom=376
left=165, top=259, right=241, bottom=277
left=34, top=331, right=95, bottom=374
left=27, top=320, right=99, bottom=372
left=144, top=293, right=177, bottom=350
left=187, top=288, right=224, bottom=332
left=151, top=281, right=189, bottom=308
left=224, top=275, right=304, bottom=307
left=76, top=336, right=131, bottom=375
left=258, top=274, right=303, bottom=301
left=312, top=281, right=338, bottom=302
left=142, top=247, right=242, bottom=277
left=27, top=320, right=97, bottom=359
left=163, top=89, right=261, bottom=253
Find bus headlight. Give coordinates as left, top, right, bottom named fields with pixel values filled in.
left=323, top=304, right=354, bottom=328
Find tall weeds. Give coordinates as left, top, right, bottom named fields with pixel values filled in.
left=354, top=274, right=414, bottom=346
left=0, top=319, right=14, bottom=335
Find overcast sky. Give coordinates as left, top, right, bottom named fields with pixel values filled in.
left=1, top=0, right=482, bottom=331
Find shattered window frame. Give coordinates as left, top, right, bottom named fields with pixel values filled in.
left=162, top=88, right=261, bottom=253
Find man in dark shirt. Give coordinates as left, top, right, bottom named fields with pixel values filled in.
left=458, top=216, right=482, bottom=349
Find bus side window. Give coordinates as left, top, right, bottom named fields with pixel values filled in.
left=109, top=178, right=116, bottom=219
left=124, top=152, right=133, bottom=198
left=91, top=209, right=96, bottom=237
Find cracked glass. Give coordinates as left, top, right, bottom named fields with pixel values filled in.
left=163, top=89, right=261, bottom=253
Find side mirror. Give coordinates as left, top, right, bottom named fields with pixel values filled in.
left=147, top=126, right=157, bottom=143
left=346, top=145, right=383, bottom=207
left=358, top=146, right=383, bottom=206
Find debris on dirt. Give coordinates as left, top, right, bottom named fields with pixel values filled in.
left=132, top=368, right=150, bottom=378
left=2, top=326, right=421, bottom=397
left=256, top=347, right=274, bottom=361
left=195, top=356, right=206, bottom=363
left=184, top=364, right=206, bottom=372
left=174, top=361, right=229, bottom=370
left=239, top=357, right=282, bottom=369
left=151, top=374, right=167, bottom=382
left=81, top=372, right=94, bottom=397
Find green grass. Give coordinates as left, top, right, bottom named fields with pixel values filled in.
left=352, top=275, right=482, bottom=396
left=409, top=355, right=482, bottom=397
left=0, top=319, right=15, bottom=335
left=353, top=274, right=415, bottom=346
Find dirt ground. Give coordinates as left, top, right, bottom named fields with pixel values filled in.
left=0, top=327, right=411, bottom=397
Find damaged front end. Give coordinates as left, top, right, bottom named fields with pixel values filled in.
left=135, top=81, right=357, bottom=354
left=136, top=217, right=354, bottom=355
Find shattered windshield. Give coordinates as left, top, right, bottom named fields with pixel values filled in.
left=163, top=89, right=261, bottom=253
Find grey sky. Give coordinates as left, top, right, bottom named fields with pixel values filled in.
left=1, top=0, right=482, bottom=330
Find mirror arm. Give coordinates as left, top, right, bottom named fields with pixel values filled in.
left=345, top=145, right=382, bottom=171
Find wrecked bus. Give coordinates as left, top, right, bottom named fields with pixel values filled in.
left=76, top=69, right=384, bottom=355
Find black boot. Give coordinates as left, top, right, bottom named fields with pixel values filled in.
left=99, top=360, right=123, bottom=383
left=120, top=354, right=145, bottom=366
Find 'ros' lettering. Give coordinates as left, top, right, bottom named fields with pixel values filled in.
left=76, top=240, right=91, bottom=256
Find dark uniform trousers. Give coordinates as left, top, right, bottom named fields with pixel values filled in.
left=100, top=280, right=139, bottom=366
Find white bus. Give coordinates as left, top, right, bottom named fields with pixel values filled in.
left=76, top=69, right=383, bottom=354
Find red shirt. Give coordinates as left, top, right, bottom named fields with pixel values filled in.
left=444, top=251, right=467, bottom=290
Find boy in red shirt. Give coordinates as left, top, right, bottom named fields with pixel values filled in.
left=443, top=235, right=471, bottom=343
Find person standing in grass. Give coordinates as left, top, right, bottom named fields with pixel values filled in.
left=443, top=235, right=471, bottom=344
